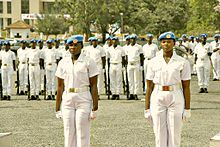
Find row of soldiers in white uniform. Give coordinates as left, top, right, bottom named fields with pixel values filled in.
left=0, top=38, right=70, bottom=101
left=0, top=33, right=219, bottom=101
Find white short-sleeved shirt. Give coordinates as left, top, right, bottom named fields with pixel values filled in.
left=27, top=48, right=42, bottom=64
left=126, top=43, right=143, bottom=62
left=84, top=45, right=105, bottom=64
left=210, top=41, right=220, bottom=59
left=55, top=51, right=99, bottom=93
left=194, top=43, right=212, bottom=61
left=41, top=48, right=60, bottom=63
left=17, top=48, right=28, bottom=63
left=146, top=51, right=191, bottom=86
left=0, top=50, right=16, bottom=66
left=142, top=43, right=158, bottom=59
left=188, top=42, right=196, bottom=52
left=106, top=45, right=125, bottom=63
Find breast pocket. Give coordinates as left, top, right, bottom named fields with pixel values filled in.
left=75, top=64, right=89, bottom=81
left=153, top=67, right=162, bottom=82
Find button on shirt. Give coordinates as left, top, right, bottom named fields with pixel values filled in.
left=106, top=45, right=125, bottom=63
left=0, top=50, right=16, bottom=66
left=55, top=52, right=99, bottom=94
left=142, top=43, right=158, bottom=59
left=126, top=44, right=143, bottom=62
left=146, top=51, right=191, bottom=86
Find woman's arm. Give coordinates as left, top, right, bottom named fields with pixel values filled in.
left=56, top=77, right=64, bottom=112
left=145, top=80, right=154, bottom=110
left=182, top=80, right=191, bottom=109
left=89, top=75, right=98, bottom=111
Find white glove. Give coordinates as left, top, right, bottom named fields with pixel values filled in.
left=90, top=111, right=97, bottom=120
left=144, top=109, right=152, bottom=125
left=182, top=109, right=191, bottom=122
left=55, top=111, right=62, bottom=119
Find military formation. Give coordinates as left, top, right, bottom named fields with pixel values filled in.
left=0, top=33, right=219, bottom=101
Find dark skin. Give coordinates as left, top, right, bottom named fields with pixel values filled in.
left=56, top=42, right=99, bottom=112
left=213, top=37, right=220, bottom=52
left=92, top=40, right=106, bottom=69
left=145, top=39, right=191, bottom=111
left=0, top=44, right=16, bottom=71
left=112, top=39, right=126, bottom=66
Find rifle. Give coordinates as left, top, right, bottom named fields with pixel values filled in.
left=122, top=68, right=126, bottom=95
left=27, top=63, right=30, bottom=100
left=16, top=69, right=19, bottom=95
left=44, top=74, right=46, bottom=100
left=141, top=66, right=145, bottom=93
left=125, top=64, right=129, bottom=99
left=103, top=68, right=108, bottom=95
left=0, top=72, right=2, bottom=99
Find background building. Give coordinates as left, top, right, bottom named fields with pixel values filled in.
left=0, top=0, right=55, bottom=30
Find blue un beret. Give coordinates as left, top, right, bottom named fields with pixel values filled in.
left=106, top=36, right=113, bottom=40
left=112, top=36, right=118, bottom=40
left=4, top=40, right=10, bottom=46
left=214, top=34, right=220, bottom=38
left=188, top=36, right=194, bottom=40
left=146, top=33, right=153, bottom=38
left=130, top=34, right=137, bottom=39
left=30, top=39, right=37, bottom=43
left=20, top=40, right=26, bottom=43
left=181, top=34, right=187, bottom=38
left=200, top=34, right=208, bottom=38
left=46, top=39, right=53, bottom=44
left=64, top=39, right=68, bottom=44
left=55, top=38, right=60, bottom=42
left=67, top=35, right=84, bottom=45
left=125, top=36, right=130, bottom=40
left=90, top=37, right=98, bottom=41
left=37, top=39, right=43, bottom=44
left=158, top=32, right=176, bottom=41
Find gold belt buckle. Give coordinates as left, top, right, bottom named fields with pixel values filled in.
left=69, top=88, right=77, bottom=93
left=162, top=86, right=173, bottom=91
left=3, top=64, right=7, bottom=66
left=48, top=63, right=52, bottom=65
left=22, top=62, right=26, bottom=64
left=31, top=63, right=35, bottom=66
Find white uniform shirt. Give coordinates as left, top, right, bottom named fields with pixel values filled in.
left=17, top=48, right=28, bottom=63
left=84, top=45, right=105, bottom=64
left=55, top=52, right=99, bottom=93
left=210, top=41, right=220, bottom=59
left=27, top=48, right=42, bottom=64
left=188, top=42, right=196, bottom=52
left=146, top=51, right=191, bottom=86
left=0, top=50, right=16, bottom=66
left=142, top=43, right=158, bottom=59
left=41, top=48, right=60, bottom=64
left=126, top=44, right=143, bottom=63
left=194, top=43, right=212, bottom=61
left=106, top=45, right=125, bottom=63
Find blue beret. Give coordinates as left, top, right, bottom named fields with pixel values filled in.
left=106, top=36, right=113, bottom=40
left=4, top=40, right=10, bottom=45
left=195, top=37, right=200, bottom=40
left=125, top=36, right=130, bottom=40
left=70, top=35, right=83, bottom=42
left=146, top=33, right=153, bottom=38
left=37, top=39, right=43, bottom=44
left=20, top=40, right=26, bottom=43
left=178, top=38, right=183, bottom=41
left=90, top=37, right=98, bottom=41
left=46, top=39, right=53, bottom=44
left=158, top=32, right=176, bottom=41
left=30, top=39, right=37, bottom=43
left=130, top=34, right=137, bottom=39
left=188, top=36, right=194, bottom=40
left=214, top=34, right=220, bottom=38
left=64, top=39, right=68, bottom=44
left=112, top=36, right=118, bottom=40
left=0, top=40, right=3, bottom=45
left=55, top=38, right=60, bottom=42
left=200, top=34, right=208, bottom=38
left=181, top=34, right=187, bottom=38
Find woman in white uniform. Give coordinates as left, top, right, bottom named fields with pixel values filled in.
left=144, top=32, right=191, bottom=147
left=55, top=35, right=99, bottom=147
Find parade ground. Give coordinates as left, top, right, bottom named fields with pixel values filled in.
left=0, top=76, right=220, bottom=147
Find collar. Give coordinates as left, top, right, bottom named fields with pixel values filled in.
left=158, top=50, right=178, bottom=62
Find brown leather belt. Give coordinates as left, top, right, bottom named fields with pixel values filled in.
left=68, top=87, right=89, bottom=93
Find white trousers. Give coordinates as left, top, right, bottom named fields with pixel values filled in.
left=127, top=64, right=141, bottom=94
left=196, top=65, right=210, bottom=88
left=29, top=65, right=40, bottom=95
left=150, top=89, right=184, bottom=147
left=211, top=57, right=220, bottom=79
left=19, top=63, right=28, bottom=91
left=144, top=59, right=151, bottom=92
left=109, top=64, right=122, bottom=95
left=46, top=64, right=57, bottom=95
left=40, top=69, right=45, bottom=91
left=1, top=66, right=13, bottom=96
left=96, top=64, right=104, bottom=95
left=62, top=92, right=92, bottom=147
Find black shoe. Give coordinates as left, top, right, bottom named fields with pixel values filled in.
left=25, top=91, right=28, bottom=95
left=3, top=95, right=7, bottom=100
left=199, top=88, right=204, bottom=93
left=36, top=95, right=40, bottom=101
left=134, top=94, right=139, bottom=100
left=204, top=88, right=208, bottom=93
left=20, top=91, right=25, bottom=95
left=7, top=95, right=11, bottom=101
left=31, top=95, right=35, bottom=100
left=52, top=95, right=55, bottom=100
left=116, top=95, right=120, bottom=100
left=46, top=95, right=52, bottom=100
left=128, top=94, right=135, bottom=100
left=111, top=95, right=116, bottom=100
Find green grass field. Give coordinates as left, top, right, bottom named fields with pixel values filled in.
left=0, top=76, right=220, bottom=147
